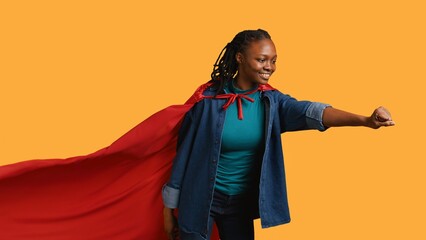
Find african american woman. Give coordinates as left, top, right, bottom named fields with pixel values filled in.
left=162, top=29, right=394, bottom=240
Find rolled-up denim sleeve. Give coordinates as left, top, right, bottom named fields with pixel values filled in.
left=278, top=92, right=331, bottom=132
left=305, top=102, right=331, bottom=131
left=162, top=184, right=180, bottom=209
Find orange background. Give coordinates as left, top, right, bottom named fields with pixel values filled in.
left=1, top=1, right=425, bottom=239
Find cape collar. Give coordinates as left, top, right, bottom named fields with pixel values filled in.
left=185, top=82, right=276, bottom=120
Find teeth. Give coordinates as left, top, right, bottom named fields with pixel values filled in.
left=260, top=73, right=271, bottom=79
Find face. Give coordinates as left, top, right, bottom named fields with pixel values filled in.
left=235, top=38, right=277, bottom=90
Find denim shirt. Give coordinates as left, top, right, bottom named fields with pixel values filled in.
left=162, top=86, right=330, bottom=239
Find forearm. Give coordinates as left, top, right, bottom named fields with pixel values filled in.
left=322, top=106, right=395, bottom=129
left=322, top=107, right=369, bottom=128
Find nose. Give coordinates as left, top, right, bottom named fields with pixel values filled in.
left=264, top=61, right=272, bottom=71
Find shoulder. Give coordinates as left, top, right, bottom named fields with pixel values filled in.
left=184, top=81, right=214, bottom=104
left=201, top=85, right=217, bottom=97
left=263, top=87, right=290, bottom=99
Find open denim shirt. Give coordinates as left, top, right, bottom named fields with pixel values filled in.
left=162, top=86, right=330, bottom=239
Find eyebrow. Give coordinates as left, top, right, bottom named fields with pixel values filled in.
left=259, top=54, right=278, bottom=58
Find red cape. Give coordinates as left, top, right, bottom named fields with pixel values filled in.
left=0, top=83, right=274, bottom=240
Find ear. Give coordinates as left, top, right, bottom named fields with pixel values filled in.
left=235, top=52, right=243, bottom=64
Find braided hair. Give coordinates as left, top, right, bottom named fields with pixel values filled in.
left=210, top=29, right=271, bottom=95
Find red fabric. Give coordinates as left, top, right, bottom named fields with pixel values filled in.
left=204, top=87, right=258, bottom=120
left=0, top=83, right=274, bottom=240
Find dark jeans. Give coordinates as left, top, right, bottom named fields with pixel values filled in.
left=207, top=190, right=255, bottom=240
left=179, top=190, right=257, bottom=240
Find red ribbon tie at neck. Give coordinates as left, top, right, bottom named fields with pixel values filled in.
left=205, top=88, right=258, bottom=120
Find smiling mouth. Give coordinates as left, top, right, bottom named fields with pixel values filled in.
left=259, top=73, right=271, bottom=80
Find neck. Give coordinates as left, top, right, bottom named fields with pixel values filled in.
left=234, top=74, right=256, bottom=90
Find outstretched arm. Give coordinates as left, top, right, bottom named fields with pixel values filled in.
left=322, top=106, right=395, bottom=129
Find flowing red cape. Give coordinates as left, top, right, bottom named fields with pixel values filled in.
left=0, top=83, right=274, bottom=240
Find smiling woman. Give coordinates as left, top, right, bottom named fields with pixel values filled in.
left=162, top=29, right=394, bottom=240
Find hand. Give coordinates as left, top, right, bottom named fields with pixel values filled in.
left=367, top=106, right=395, bottom=129
left=163, top=207, right=179, bottom=240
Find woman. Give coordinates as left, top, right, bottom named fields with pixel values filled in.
left=162, top=29, right=394, bottom=240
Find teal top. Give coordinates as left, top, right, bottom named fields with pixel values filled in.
left=214, top=81, right=265, bottom=195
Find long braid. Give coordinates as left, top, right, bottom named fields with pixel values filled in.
left=210, top=29, right=271, bottom=96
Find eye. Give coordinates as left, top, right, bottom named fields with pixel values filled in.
left=257, top=59, right=265, bottom=63
left=272, top=60, right=277, bottom=64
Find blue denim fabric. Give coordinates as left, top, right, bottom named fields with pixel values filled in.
left=162, top=86, right=330, bottom=239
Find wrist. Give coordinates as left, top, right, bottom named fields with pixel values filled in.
left=361, top=115, right=371, bottom=127
left=163, top=207, right=174, bottom=214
